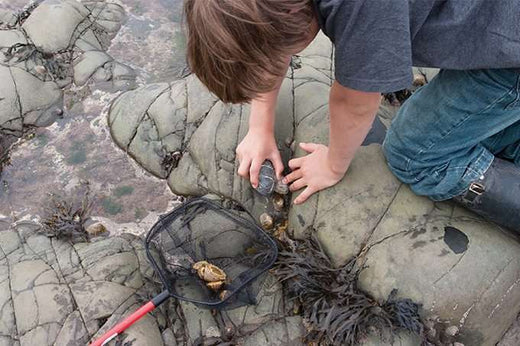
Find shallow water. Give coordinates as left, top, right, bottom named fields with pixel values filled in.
left=0, top=0, right=187, bottom=235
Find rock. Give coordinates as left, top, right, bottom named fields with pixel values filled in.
left=0, top=0, right=135, bottom=139
left=85, top=222, right=107, bottom=237
left=179, top=300, right=219, bottom=343
left=499, top=313, right=520, bottom=346
left=445, top=325, right=459, bottom=337
left=256, top=160, right=277, bottom=196
left=107, top=31, right=520, bottom=345
left=73, top=50, right=113, bottom=86
left=0, top=218, right=171, bottom=346
left=22, top=0, right=89, bottom=53
left=162, top=328, right=177, bottom=346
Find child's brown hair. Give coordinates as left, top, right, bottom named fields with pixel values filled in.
left=184, top=0, right=314, bottom=104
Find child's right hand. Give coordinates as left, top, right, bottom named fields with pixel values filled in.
left=236, top=128, right=284, bottom=189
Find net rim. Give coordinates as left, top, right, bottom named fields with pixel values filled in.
left=144, top=197, right=279, bottom=308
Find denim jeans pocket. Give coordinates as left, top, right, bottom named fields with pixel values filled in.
left=505, top=75, right=520, bottom=110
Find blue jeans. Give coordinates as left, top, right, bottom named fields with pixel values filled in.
left=383, top=69, right=520, bottom=201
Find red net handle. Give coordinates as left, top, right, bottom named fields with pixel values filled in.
left=90, top=290, right=170, bottom=346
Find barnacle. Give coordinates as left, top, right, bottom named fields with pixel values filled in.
left=274, top=180, right=289, bottom=195
left=272, top=194, right=284, bottom=211
left=260, top=213, right=273, bottom=230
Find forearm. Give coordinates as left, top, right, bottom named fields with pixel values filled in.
left=248, top=58, right=291, bottom=133
left=327, top=81, right=381, bottom=174
left=249, top=87, right=280, bottom=133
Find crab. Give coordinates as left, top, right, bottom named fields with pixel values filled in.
left=193, top=260, right=227, bottom=282
left=193, top=261, right=228, bottom=292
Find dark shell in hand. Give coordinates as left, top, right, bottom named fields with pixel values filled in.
left=256, top=160, right=276, bottom=196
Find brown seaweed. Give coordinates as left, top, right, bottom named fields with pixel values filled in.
left=40, top=183, right=92, bottom=243
left=270, top=235, right=426, bottom=345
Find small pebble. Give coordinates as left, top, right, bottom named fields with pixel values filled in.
left=413, top=73, right=427, bottom=87
left=453, top=342, right=464, bottom=346
left=445, top=325, right=459, bottom=337
left=86, top=222, right=107, bottom=237
left=35, top=65, right=46, bottom=75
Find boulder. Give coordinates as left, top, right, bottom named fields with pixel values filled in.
left=0, top=218, right=167, bottom=345
left=109, top=32, right=520, bottom=345
left=0, top=0, right=135, bottom=139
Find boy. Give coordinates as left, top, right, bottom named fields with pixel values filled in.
left=184, top=0, right=520, bottom=232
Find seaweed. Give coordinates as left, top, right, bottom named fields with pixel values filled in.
left=40, top=183, right=92, bottom=243
left=2, top=43, right=72, bottom=81
left=270, top=235, right=426, bottom=345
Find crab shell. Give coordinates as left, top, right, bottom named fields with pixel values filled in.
left=206, top=280, right=225, bottom=291
left=193, top=261, right=227, bottom=282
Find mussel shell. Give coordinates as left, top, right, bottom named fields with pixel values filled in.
left=255, top=160, right=276, bottom=196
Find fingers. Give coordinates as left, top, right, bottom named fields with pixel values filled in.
left=294, top=186, right=315, bottom=205
left=289, top=178, right=306, bottom=192
left=299, top=142, right=319, bottom=153
left=249, top=159, right=262, bottom=188
left=237, top=157, right=251, bottom=180
left=288, top=157, right=303, bottom=170
left=283, top=169, right=302, bottom=185
left=270, top=152, right=284, bottom=180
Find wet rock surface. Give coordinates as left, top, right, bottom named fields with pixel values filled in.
left=1, top=1, right=519, bottom=345
left=0, top=0, right=136, bottom=139
left=0, top=0, right=182, bottom=226
left=109, top=32, right=520, bottom=345
left=0, top=216, right=305, bottom=346
left=0, top=217, right=167, bottom=345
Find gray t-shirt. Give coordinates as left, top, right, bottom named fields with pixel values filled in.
left=314, top=0, right=520, bottom=92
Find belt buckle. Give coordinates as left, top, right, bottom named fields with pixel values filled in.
left=465, top=182, right=485, bottom=202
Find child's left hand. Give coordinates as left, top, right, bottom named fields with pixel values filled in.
left=282, top=142, right=345, bottom=204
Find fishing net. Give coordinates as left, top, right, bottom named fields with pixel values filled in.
left=145, top=197, right=278, bottom=310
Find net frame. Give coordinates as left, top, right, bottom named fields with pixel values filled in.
left=144, top=197, right=278, bottom=309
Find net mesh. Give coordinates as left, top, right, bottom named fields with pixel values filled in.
left=145, top=197, right=278, bottom=310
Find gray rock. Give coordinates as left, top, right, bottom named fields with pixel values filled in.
left=22, top=0, right=89, bottom=53
left=161, top=328, right=177, bottom=346
left=0, top=0, right=135, bottom=139
left=0, top=218, right=172, bottom=345
left=54, top=311, right=90, bottom=346
left=498, top=313, right=520, bottom=346
left=179, top=300, right=219, bottom=343
left=73, top=50, right=113, bottom=86
left=107, top=31, right=520, bottom=345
